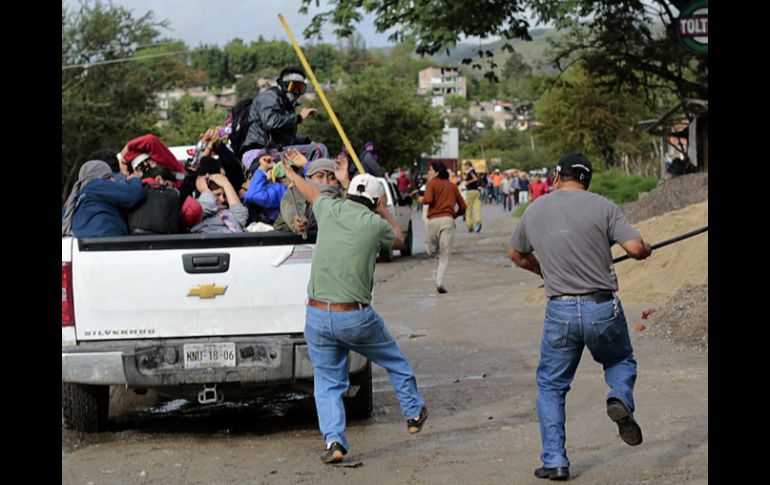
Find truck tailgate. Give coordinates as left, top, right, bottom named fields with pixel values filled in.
left=71, top=235, right=314, bottom=341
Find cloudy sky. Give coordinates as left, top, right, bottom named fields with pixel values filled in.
left=63, top=0, right=403, bottom=48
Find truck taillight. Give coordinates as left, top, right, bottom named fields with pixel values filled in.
left=62, top=262, right=74, bottom=327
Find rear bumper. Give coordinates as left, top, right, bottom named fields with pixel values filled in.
left=61, top=335, right=367, bottom=387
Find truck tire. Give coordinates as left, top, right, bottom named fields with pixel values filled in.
left=400, top=223, right=413, bottom=256
left=344, top=361, right=373, bottom=420
left=62, top=382, right=109, bottom=433
left=379, top=246, right=394, bottom=262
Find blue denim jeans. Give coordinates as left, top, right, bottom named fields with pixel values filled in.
left=304, top=305, right=425, bottom=451
left=536, top=296, right=637, bottom=468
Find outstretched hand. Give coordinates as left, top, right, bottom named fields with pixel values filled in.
left=284, top=148, right=309, bottom=168
left=334, top=154, right=350, bottom=189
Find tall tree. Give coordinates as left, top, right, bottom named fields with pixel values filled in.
left=62, top=0, right=172, bottom=197
left=534, top=63, right=655, bottom=168
left=190, top=45, right=230, bottom=86
left=224, top=38, right=255, bottom=76
left=529, top=0, right=706, bottom=106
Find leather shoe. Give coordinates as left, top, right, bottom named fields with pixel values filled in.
left=534, top=466, right=570, bottom=480
left=320, top=441, right=347, bottom=464
left=607, top=398, right=643, bottom=446
left=407, top=406, right=428, bottom=434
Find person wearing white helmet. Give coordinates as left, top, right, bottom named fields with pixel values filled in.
left=279, top=160, right=428, bottom=465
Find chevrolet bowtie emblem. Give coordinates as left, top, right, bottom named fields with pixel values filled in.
left=187, top=284, right=228, bottom=299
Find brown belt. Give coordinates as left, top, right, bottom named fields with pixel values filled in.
left=307, top=298, right=369, bottom=312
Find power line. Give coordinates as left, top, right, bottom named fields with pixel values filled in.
left=62, top=49, right=199, bottom=70
left=66, top=39, right=187, bottom=59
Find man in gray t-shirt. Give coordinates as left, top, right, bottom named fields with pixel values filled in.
left=507, top=153, right=652, bottom=481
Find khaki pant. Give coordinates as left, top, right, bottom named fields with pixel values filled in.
left=426, top=216, right=455, bottom=287
left=464, top=190, right=482, bottom=230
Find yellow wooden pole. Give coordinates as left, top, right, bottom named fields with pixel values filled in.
left=278, top=13, right=365, bottom=175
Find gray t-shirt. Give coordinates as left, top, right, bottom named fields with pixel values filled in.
left=509, top=190, right=640, bottom=297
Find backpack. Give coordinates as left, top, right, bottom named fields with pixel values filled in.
left=228, top=98, right=254, bottom=157
left=128, top=184, right=181, bottom=235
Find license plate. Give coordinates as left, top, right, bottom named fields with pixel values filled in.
left=183, top=343, right=236, bottom=369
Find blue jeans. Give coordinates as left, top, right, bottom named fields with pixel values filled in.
left=536, top=296, right=637, bottom=468
left=304, top=305, right=425, bottom=451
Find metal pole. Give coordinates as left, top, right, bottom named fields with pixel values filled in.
left=277, top=13, right=366, bottom=176
left=612, top=226, right=708, bottom=264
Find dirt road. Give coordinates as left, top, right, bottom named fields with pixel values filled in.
left=62, top=204, right=707, bottom=484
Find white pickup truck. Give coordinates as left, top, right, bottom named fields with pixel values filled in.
left=61, top=230, right=372, bottom=432
left=61, top=177, right=412, bottom=433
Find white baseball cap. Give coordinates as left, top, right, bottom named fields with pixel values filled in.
left=347, top=173, right=383, bottom=203
left=130, top=153, right=151, bottom=171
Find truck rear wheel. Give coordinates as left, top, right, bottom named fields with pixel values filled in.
left=62, top=382, right=109, bottom=432
left=344, top=361, right=373, bottom=420
left=379, top=246, right=394, bottom=262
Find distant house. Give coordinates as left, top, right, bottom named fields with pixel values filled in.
left=418, top=67, right=467, bottom=107
left=468, top=100, right=533, bottom=130
left=156, top=85, right=238, bottom=120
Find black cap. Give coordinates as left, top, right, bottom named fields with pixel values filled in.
left=555, top=153, right=592, bottom=187
left=197, top=156, right=222, bottom=176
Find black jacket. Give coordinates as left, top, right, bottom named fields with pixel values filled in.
left=242, top=87, right=309, bottom=150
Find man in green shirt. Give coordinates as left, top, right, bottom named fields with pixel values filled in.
left=281, top=160, right=428, bottom=464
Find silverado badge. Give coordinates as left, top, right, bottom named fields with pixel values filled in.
left=187, top=284, right=228, bottom=299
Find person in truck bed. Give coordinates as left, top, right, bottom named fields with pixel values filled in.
left=273, top=151, right=347, bottom=233
left=62, top=160, right=145, bottom=238
left=189, top=159, right=248, bottom=234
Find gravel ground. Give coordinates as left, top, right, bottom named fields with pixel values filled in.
left=641, top=283, right=708, bottom=352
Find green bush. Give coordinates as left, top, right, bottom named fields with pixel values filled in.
left=589, top=170, right=657, bottom=204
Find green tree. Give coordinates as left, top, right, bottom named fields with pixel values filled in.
left=235, top=75, right=261, bottom=102
left=337, top=33, right=380, bottom=74
left=224, top=38, right=255, bottom=76
left=301, top=65, right=444, bottom=171
left=529, top=0, right=706, bottom=106
left=62, top=0, right=172, bottom=197
left=253, top=40, right=296, bottom=71
left=499, top=51, right=535, bottom=101
left=157, top=95, right=227, bottom=146
left=135, top=40, right=204, bottom=88
left=377, top=39, right=435, bottom=84
left=303, top=43, right=342, bottom=80
left=300, top=0, right=532, bottom=79
left=299, top=0, right=706, bottom=106
left=466, top=73, right=499, bottom=101
left=190, top=45, right=229, bottom=86
left=534, top=63, right=654, bottom=168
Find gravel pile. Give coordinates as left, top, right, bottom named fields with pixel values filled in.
left=621, top=173, right=708, bottom=224
left=643, top=283, right=708, bottom=352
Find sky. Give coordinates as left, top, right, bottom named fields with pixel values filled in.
left=62, top=0, right=552, bottom=50
left=62, top=0, right=403, bottom=48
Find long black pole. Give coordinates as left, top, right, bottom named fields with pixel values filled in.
left=612, top=225, right=708, bottom=264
